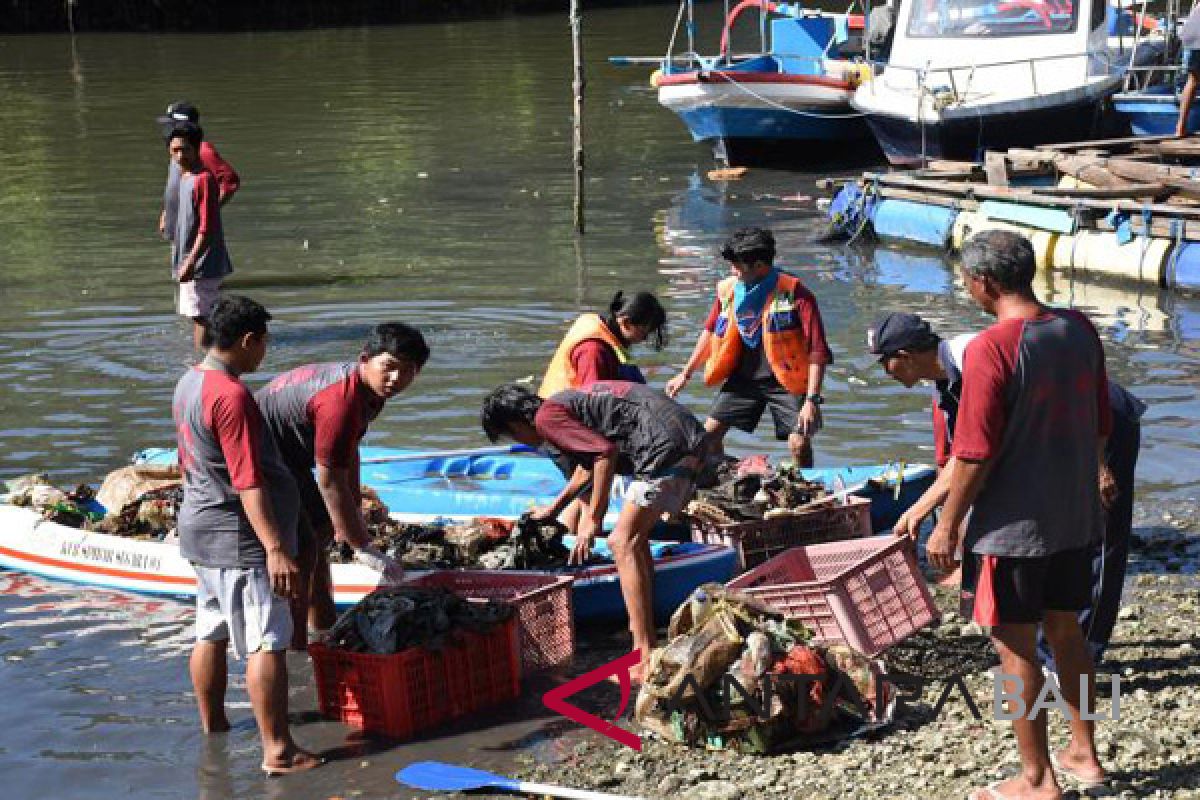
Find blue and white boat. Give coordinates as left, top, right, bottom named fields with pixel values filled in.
left=1112, top=0, right=1193, bottom=135
left=0, top=503, right=734, bottom=623
left=853, top=0, right=1163, bottom=165
left=629, top=0, right=872, bottom=165
left=136, top=445, right=934, bottom=532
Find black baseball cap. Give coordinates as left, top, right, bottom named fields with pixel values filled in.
left=157, top=101, right=199, bottom=126
left=866, top=312, right=940, bottom=359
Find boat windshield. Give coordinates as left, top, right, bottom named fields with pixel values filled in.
left=907, top=0, right=1079, bottom=37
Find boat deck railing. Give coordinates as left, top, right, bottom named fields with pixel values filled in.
left=862, top=49, right=1120, bottom=109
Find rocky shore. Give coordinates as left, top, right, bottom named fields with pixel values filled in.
left=510, top=501, right=1200, bottom=800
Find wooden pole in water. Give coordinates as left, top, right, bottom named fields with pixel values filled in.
left=570, top=0, right=585, bottom=233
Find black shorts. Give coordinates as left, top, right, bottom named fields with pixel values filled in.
left=709, top=381, right=800, bottom=440
left=960, top=548, right=1092, bottom=626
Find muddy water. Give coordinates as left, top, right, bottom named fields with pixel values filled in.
left=1, top=4, right=1199, bottom=798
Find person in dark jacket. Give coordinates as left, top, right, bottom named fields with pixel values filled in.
left=481, top=381, right=708, bottom=680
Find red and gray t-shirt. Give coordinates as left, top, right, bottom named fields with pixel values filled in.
left=537, top=381, right=708, bottom=478
left=952, top=309, right=1113, bottom=558
left=254, top=362, right=384, bottom=472
left=173, top=365, right=299, bottom=568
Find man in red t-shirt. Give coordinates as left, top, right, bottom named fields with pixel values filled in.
left=667, top=228, right=832, bottom=467
left=932, top=231, right=1110, bottom=800
left=257, top=323, right=430, bottom=647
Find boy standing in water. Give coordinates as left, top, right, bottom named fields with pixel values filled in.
left=172, top=295, right=320, bottom=776
left=157, top=101, right=240, bottom=240
left=168, top=122, right=234, bottom=351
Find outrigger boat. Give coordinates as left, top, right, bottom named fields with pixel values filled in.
left=612, top=0, right=874, bottom=166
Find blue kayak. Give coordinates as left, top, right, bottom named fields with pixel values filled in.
left=135, top=446, right=934, bottom=532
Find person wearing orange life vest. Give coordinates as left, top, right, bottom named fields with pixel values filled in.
left=540, top=292, right=668, bottom=531
left=539, top=291, right=668, bottom=399
left=666, top=228, right=832, bottom=467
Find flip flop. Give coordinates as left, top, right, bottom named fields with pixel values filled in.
left=261, top=754, right=325, bottom=777
left=1051, top=751, right=1108, bottom=790
left=967, top=781, right=1017, bottom=800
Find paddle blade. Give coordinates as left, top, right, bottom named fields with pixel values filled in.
left=395, top=761, right=520, bottom=792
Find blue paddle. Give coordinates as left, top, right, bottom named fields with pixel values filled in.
left=396, top=761, right=645, bottom=799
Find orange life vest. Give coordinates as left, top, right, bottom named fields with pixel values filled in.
left=538, top=313, right=632, bottom=398
left=703, top=272, right=812, bottom=395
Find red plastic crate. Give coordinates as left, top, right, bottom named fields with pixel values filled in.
left=726, top=536, right=940, bottom=656
left=309, top=617, right=520, bottom=739
left=405, top=571, right=575, bottom=675
left=691, top=495, right=872, bottom=572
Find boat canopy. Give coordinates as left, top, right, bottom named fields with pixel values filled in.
left=881, top=0, right=1111, bottom=96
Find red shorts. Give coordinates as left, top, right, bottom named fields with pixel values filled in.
left=960, top=548, right=1091, bottom=626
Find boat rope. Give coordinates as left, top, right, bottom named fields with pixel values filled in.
left=706, top=70, right=869, bottom=118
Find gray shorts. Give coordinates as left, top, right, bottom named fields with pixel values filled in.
left=709, top=381, right=801, bottom=440
left=194, top=565, right=293, bottom=659
left=626, top=472, right=695, bottom=516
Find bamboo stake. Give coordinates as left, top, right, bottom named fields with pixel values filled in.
left=570, top=0, right=585, bottom=234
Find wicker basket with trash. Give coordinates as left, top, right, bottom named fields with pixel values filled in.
left=726, top=536, right=940, bottom=657
left=310, top=585, right=520, bottom=739
left=634, top=583, right=895, bottom=754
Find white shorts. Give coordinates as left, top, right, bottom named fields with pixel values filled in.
left=194, top=565, right=293, bottom=659
left=177, top=277, right=222, bottom=319
left=626, top=472, right=695, bottom=516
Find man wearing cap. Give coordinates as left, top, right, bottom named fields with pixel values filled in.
left=158, top=101, right=240, bottom=242
left=666, top=227, right=832, bottom=466
left=868, top=310, right=1143, bottom=672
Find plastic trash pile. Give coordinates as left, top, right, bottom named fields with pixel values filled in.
left=687, top=456, right=830, bottom=526
left=2, top=468, right=182, bottom=540
left=635, top=584, right=892, bottom=754
left=325, top=585, right=515, bottom=654
left=330, top=500, right=575, bottom=570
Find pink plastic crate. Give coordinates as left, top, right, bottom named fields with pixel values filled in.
left=726, top=536, right=940, bottom=656
left=405, top=571, right=575, bottom=675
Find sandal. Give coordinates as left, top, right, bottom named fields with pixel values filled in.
left=1051, top=751, right=1107, bottom=791
left=968, top=781, right=1018, bottom=800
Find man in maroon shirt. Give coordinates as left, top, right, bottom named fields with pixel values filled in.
left=482, top=381, right=708, bottom=680
left=932, top=231, right=1110, bottom=800
left=666, top=228, right=832, bottom=467
left=257, top=323, right=429, bottom=648
left=173, top=295, right=320, bottom=776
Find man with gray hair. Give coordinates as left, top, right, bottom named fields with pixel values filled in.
left=931, top=230, right=1111, bottom=799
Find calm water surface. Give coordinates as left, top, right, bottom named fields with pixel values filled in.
left=1, top=5, right=1198, bottom=797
